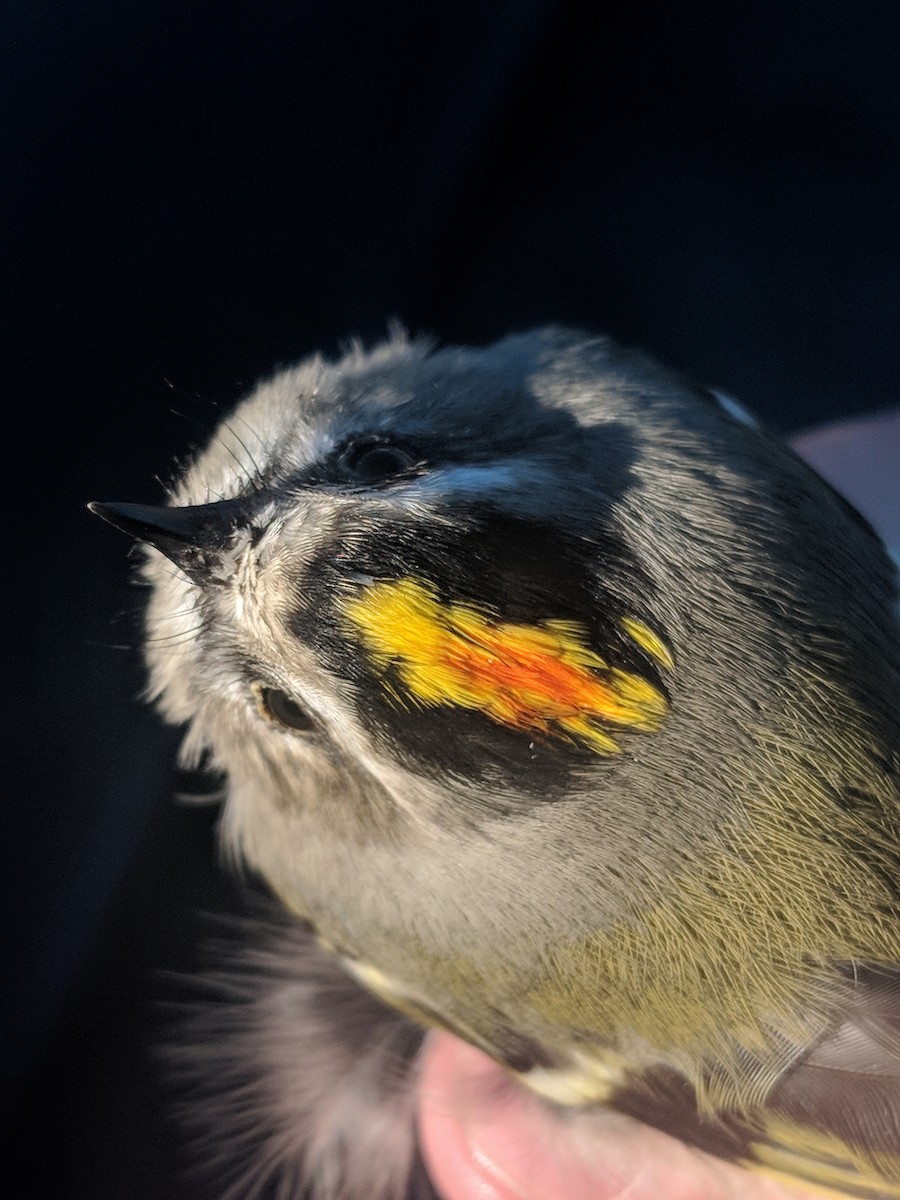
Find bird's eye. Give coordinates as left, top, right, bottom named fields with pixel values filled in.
left=340, top=437, right=420, bottom=483
left=252, top=683, right=316, bottom=732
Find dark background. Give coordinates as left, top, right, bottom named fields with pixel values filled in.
left=6, top=1, right=899, bottom=1195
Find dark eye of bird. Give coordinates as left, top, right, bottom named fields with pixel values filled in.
left=252, top=683, right=317, bottom=732
left=340, top=436, right=420, bottom=483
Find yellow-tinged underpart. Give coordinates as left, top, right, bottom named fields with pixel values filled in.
left=342, top=576, right=668, bottom=753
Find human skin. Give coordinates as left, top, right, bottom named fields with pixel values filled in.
left=417, top=408, right=900, bottom=1200
left=418, top=1033, right=821, bottom=1200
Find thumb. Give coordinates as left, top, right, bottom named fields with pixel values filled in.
left=416, top=1032, right=820, bottom=1200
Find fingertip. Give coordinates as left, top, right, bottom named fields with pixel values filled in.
left=417, top=1033, right=525, bottom=1200
left=416, top=1033, right=635, bottom=1200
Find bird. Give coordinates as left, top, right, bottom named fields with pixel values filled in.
left=90, top=326, right=900, bottom=1200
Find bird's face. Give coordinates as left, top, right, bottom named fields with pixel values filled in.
left=100, top=327, right=900, bottom=1092
left=141, top=329, right=684, bottom=822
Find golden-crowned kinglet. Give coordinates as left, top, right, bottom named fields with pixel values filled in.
left=91, top=328, right=900, bottom=1199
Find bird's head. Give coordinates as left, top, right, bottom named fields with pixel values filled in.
left=91, top=327, right=900, bottom=1081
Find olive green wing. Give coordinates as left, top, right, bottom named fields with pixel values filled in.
left=607, top=965, right=900, bottom=1199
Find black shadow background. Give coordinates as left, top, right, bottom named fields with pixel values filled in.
left=5, top=2, right=899, bottom=1195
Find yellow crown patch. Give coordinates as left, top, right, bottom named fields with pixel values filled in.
left=342, top=577, right=669, bottom=754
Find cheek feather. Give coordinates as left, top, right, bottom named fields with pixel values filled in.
left=342, top=577, right=668, bottom=754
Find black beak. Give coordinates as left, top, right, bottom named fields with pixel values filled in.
left=88, top=500, right=244, bottom=585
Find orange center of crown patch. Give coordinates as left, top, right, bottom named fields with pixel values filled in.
left=342, top=577, right=669, bottom=754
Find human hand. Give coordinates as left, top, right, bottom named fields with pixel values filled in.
left=418, top=1033, right=822, bottom=1200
